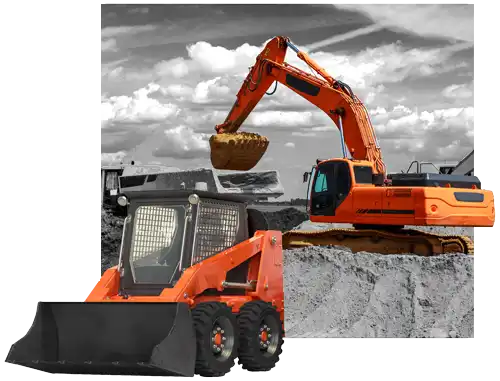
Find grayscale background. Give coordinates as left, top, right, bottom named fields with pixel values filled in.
left=101, top=4, right=474, bottom=200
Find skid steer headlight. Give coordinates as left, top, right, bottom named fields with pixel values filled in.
left=117, top=195, right=128, bottom=207
left=188, top=194, right=200, bottom=205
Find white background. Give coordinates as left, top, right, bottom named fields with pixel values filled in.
left=0, top=0, right=498, bottom=380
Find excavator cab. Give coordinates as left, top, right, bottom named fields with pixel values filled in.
left=308, top=160, right=352, bottom=216
left=305, top=159, right=378, bottom=217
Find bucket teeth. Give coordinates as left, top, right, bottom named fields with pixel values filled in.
left=210, top=133, right=269, bottom=171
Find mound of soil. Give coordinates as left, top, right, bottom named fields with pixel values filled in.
left=101, top=208, right=123, bottom=274
left=284, top=246, right=474, bottom=338
left=101, top=205, right=474, bottom=338
left=260, top=207, right=309, bottom=232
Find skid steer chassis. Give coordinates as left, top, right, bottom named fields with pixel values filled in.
left=6, top=190, right=285, bottom=377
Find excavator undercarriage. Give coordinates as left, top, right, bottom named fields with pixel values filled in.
left=282, top=227, right=474, bottom=256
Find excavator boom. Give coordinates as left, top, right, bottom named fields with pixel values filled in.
left=210, top=36, right=385, bottom=175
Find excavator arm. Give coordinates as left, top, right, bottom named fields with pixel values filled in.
left=210, top=36, right=386, bottom=176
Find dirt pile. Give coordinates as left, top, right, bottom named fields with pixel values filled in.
left=259, top=207, right=309, bottom=232
left=101, top=208, right=123, bottom=274
left=284, top=246, right=474, bottom=338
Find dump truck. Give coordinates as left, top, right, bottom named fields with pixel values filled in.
left=209, top=35, right=494, bottom=255
left=108, top=168, right=285, bottom=217
left=7, top=190, right=285, bottom=377
left=101, top=162, right=180, bottom=211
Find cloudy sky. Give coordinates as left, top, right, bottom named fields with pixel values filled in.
left=101, top=4, right=474, bottom=199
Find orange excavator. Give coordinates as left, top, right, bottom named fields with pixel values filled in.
left=210, top=36, right=495, bottom=255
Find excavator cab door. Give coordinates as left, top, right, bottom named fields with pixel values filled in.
left=310, top=160, right=351, bottom=216
left=305, top=166, right=316, bottom=214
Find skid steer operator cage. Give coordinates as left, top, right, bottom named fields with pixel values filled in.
left=117, top=190, right=250, bottom=295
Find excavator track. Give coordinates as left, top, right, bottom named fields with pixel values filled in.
left=210, top=132, right=269, bottom=171
left=282, top=227, right=474, bottom=256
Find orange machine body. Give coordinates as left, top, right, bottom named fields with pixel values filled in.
left=308, top=159, right=495, bottom=227
left=214, top=36, right=494, bottom=229
left=87, top=230, right=285, bottom=323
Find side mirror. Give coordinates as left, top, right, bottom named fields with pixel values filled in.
left=303, top=172, right=310, bottom=183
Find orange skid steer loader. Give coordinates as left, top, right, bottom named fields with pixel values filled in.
left=6, top=190, right=284, bottom=377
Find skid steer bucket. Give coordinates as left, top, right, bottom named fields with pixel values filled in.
left=6, top=302, right=196, bottom=377
left=210, top=132, right=269, bottom=170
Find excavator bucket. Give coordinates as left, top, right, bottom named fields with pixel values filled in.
left=6, top=302, right=196, bottom=377
left=210, top=132, right=269, bottom=170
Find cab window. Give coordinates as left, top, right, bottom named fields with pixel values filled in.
left=314, top=172, right=328, bottom=193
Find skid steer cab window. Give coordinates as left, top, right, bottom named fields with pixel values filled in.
left=129, top=205, right=186, bottom=284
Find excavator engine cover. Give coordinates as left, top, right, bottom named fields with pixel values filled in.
left=6, top=302, right=196, bottom=377
left=210, top=132, right=269, bottom=170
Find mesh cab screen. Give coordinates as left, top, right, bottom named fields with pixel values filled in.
left=131, top=206, right=177, bottom=261
left=130, top=205, right=186, bottom=284
left=192, top=200, right=240, bottom=265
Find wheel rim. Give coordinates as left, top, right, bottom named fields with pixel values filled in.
left=258, top=315, right=280, bottom=357
left=211, top=316, right=235, bottom=362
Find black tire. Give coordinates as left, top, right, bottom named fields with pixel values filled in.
left=237, top=301, right=284, bottom=371
left=192, top=302, right=239, bottom=377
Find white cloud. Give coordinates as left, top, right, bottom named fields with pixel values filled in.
left=181, top=109, right=229, bottom=132
left=284, top=142, right=295, bottom=148
left=101, top=83, right=180, bottom=127
left=153, top=126, right=210, bottom=159
left=101, top=151, right=127, bottom=165
left=101, top=25, right=157, bottom=53
left=246, top=110, right=332, bottom=129
left=112, top=39, right=470, bottom=117
left=154, top=58, right=191, bottom=79
left=187, top=42, right=262, bottom=75
left=311, top=126, right=334, bottom=132
left=101, top=38, right=117, bottom=52
left=336, top=4, right=473, bottom=43
left=101, top=25, right=157, bottom=39
left=442, top=83, right=473, bottom=100
left=152, top=42, right=261, bottom=81
left=103, top=36, right=474, bottom=171
left=375, top=106, right=474, bottom=161
left=192, top=76, right=232, bottom=104
left=128, top=7, right=149, bottom=14
left=292, top=132, right=317, bottom=137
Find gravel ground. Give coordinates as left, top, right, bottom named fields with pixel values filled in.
left=283, top=246, right=473, bottom=338
left=101, top=206, right=474, bottom=337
